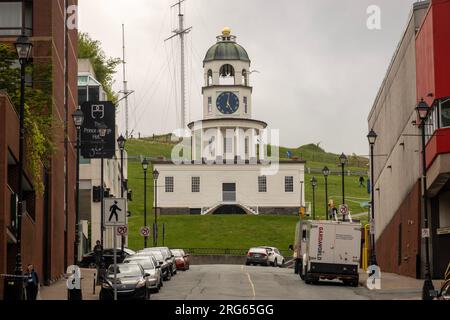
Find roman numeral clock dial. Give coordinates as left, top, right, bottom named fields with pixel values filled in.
left=216, top=92, right=239, bottom=115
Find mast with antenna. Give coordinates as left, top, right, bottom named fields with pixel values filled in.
left=165, top=0, right=192, bottom=129
left=120, top=24, right=134, bottom=139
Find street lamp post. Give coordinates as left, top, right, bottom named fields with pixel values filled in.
left=72, top=108, right=84, bottom=265
left=415, top=99, right=435, bottom=300
left=117, top=135, right=126, bottom=258
left=152, top=169, right=160, bottom=247
left=322, top=167, right=330, bottom=220
left=339, top=153, right=348, bottom=220
left=98, top=123, right=107, bottom=249
left=10, top=35, right=33, bottom=300
left=311, top=177, right=317, bottom=220
left=367, top=129, right=378, bottom=266
left=142, top=158, right=149, bottom=248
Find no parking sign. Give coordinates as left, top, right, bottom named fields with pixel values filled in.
left=117, top=226, right=128, bottom=236
left=140, top=226, right=150, bottom=237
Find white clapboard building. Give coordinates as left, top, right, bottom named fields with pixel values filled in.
left=154, top=28, right=305, bottom=215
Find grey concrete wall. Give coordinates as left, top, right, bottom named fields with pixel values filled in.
left=367, top=4, right=429, bottom=241
left=160, top=208, right=190, bottom=215
left=190, top=255, right=247, bottom=265
left=258, top=207, right=299, bottom=215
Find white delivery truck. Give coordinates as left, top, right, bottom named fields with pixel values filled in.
left=293, top=220, right=361, bottom=286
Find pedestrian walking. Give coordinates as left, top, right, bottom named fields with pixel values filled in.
left=24, top=264, right=39, bottom=300
left=93, top=240, right=103, bottom=268
left=359, top=176, right=365, bottom=188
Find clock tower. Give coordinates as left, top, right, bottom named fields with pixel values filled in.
left=189, top=27, right=267, bottom=162
left=202, top=27, right=252, bottom=120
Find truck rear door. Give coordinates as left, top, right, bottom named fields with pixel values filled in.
left=334, top=224, right=361, bottom=265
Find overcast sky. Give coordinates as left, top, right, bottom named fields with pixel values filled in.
left=78, top=0, right=420, bottom=155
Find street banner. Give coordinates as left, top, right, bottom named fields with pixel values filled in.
left=104, top=198, right=126, bottom=227
left=80, top=101, right=116, bottom=159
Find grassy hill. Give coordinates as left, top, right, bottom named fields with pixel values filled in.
left=125, top=137, right=370, bottom=251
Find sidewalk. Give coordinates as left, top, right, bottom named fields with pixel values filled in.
left=38, top=268, right=100, bottom=300
left=359, top=269, right=442, bottom=295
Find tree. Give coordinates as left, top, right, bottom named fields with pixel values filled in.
left=0, top=44, right=54, bottom=194
left=78, top=32, right=121, bottom=104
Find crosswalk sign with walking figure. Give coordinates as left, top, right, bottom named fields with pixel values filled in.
left=104, top=198, right=126, bottom=226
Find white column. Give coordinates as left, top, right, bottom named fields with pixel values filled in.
left=192, top=130, right=197, bottom=161
left=235, top=127, right=240, bottom=160
left=258, top=129, right=265, bottom=160
left=250, top=128, right=257, bottom=159
left=216, top=127, right=223, bottom=161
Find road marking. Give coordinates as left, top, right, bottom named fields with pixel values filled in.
left=246, top=272, right=256, bottom=299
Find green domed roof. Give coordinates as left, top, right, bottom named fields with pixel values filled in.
left=204, top=36, right=250, bottom=64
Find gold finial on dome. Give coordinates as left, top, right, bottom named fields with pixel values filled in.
left=222, top=27, right=231, bottom=36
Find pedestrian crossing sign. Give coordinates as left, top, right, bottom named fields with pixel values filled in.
left=104, top=198, right=126, bottom=226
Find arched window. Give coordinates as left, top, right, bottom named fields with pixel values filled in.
left=207, top=69, right=213, bottom=86
left=242, top=69, right=248, bottom=86
left=219, top=64, right=235, bottom=85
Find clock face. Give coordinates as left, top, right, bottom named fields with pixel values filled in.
left=216, top=92, right=239, bottom=115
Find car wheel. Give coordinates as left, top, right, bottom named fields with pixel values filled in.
left=280, top=260, right=285, bottom=268
left=273, top=259, right=277, bottom=267
left=88, top=262, right=96, bottom=269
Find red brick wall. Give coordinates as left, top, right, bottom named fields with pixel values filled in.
left=0, top=1, right=79, bottom=295
left=376, top=181, right=421, bottom=278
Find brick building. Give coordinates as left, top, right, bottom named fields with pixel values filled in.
left=368, top=0, right=450, bottom=279
left=0, top=0, right=78, bottom=297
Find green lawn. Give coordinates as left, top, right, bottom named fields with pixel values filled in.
left=125, top=139, right=370, bottom=251
left=128, top=215, right=300, bottom=252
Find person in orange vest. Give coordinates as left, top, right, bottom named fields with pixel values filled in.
left=328, top=199, right=337, bottom=220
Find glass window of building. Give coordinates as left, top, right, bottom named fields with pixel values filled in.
left=208, top=97, right=212, bottom=113
left=244, top=97, right=248, bottom=114
left=0, top=1, right=33, bottom=36
left=192, top=177, right=200, bottom=193
left=165, top=176, right=174, bottom=193
left=441, top=98, right=450, bottom=128
left=285, top=176, right=294, bottom=192
left=258, top=176, right=267, bottom=193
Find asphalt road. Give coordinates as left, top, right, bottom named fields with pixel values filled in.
left=152, top=265, right=420, bottom=300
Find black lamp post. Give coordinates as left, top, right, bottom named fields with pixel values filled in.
left=152, top=169, right=160, bottom=247
left=117, top=135, right=126, bottom=258
left=72, top=108, right=84, bottom=265
left=311, top=177, right=317, bottom=220
left=339, top=152, right=348, bottom=207
left=416, top=99, right=435, bottom=300
left=98, top=122, right=107, bottom=248
left=142, top=158, right=149, bottom=248
left=10, top=35, right=32, bottom=300
left=322, top=166, right=330, bottom=220
left=367, top=129, right=377, bottom=266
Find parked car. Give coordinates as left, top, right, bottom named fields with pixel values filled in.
left=136, top=250, right=172, bottom=281
left=246, top=247, right=270, bottom=266
left=79, top=248, right=134, bottom=269
left=141, top=247, right=177, bottom=276
left=99, top=263, right=151, bottom=300
left=258, top=246, right=285, bottom=267
left=172, top=249, right=190, bottom=271
left=123, top=255, right=162, bottom=292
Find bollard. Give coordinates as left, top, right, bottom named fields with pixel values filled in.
left=66, top=266, right=82, bottom=300
left=93, top=272, right=96, bottom=295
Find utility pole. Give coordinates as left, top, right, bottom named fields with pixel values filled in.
left=120, top=24, right=134, bottom=139
left=165, top=0, right=192, bottom=129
